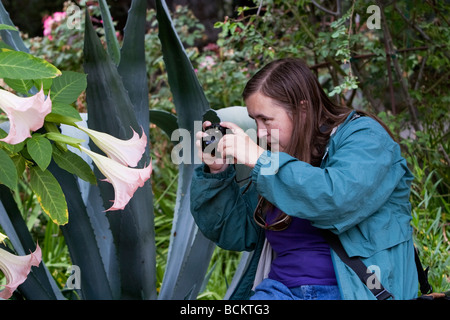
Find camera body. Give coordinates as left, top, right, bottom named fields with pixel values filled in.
left=202, top=123, right=227, bottom=156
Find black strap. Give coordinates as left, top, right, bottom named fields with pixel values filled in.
left=414, top=247, right=433, bottom=294
left=321, top=230, right=394, bottom=300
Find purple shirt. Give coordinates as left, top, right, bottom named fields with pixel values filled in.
left=265, top=207, right=337, bottom=288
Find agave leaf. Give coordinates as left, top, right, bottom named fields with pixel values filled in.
left=149, top=109, right=178, bottom=140
left=84, top=6, right=156, bottom=299
left=49, top=161, right=119, bottom=300
left=58, top=117, right=121, bottom=299
left=0, top=2, right=28, bottom=53
left=118, top=0, right=149, bottom=132
left=156, top=0, right=215, bottom=300
left=98, top=0, right=120, bottom=65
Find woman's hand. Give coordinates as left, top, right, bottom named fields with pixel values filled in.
left=217, top=122, right=265, bottom=168
left=195, top=121, right=265, bottom=173
left=195, top=121, right=229, bottom=174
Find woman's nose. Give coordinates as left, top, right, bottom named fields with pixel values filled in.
left=257, top=128, right=268, bottom=139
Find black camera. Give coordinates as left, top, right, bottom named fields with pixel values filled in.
left=202, top=123, right=227, bottom=156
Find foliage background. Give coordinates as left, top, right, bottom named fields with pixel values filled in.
left=0, top=0, right=448, bottom=298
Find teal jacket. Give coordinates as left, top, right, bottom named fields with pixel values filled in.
left=190, top=111, right=418, bottom=300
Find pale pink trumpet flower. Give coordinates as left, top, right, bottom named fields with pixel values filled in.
left=79, top=146, right=152, bottom=211
left=76, top=125, right=147, bottom=167
left=0, top=88, right=52, bottom=145
left=0, top=244, right=42, bottom=299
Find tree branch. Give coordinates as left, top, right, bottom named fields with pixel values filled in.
left=394, top=3, right=431, bottom=41
left=376, top=0, right=420, bottom=130
left=310, top=0, right=341, bottom=17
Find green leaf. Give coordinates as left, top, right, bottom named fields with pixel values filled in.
left=0, top=23, right=17, bottom=31
left=0, top=184, right=65, bottom=299
left=26, top=134, right=52, bottom=171
left=44, top=131, right=85, bottom=148
left=0, top=2, right=29, bottom=52
left=29, top=166, right=68, bottom=225
left=117, top=0, right=149, bottom=131
left=10, top=154, right=25, bottom=177
left=50, top=71, right=87, bottom=105
left=0, top=49, right=61, bottom=80
left=149, top=109, right=178, bottom=139
left=84, top=4, right=156, bottom=299
left=52, top=146, right=96, bottom=184
left=3, top=78, right=34, bottom=94
left=45, top=103, right=83, bottom=125
left=33, top=77, right=53, bottom=91
left=48, top=161, right=119, bottom=299
left=83, top=9, right=140, bottom=137
left=98, top=0, right=121, bottom=65
left=0, top=148, right=18, bottom=190
left=156, top=0, right=214, bottom=300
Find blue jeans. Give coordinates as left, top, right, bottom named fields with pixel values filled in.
left=250, top=278, right=341, bottom=300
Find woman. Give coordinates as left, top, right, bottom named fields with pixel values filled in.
left=190, top=58, right=418, bottom=300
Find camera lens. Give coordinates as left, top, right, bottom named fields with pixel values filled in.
left=202, top=124, right=227, bottom=155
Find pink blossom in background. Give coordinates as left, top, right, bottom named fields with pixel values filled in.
left=43, top=11, right=66, bottom=40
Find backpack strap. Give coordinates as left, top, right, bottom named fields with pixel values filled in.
left=321, top=230, right=394, bottom=300
left=414, top=246, right=433, bottom=295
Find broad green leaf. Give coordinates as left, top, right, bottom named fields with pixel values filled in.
left=0, top=49, right=61, bottom=80
left=44, top=131, right=85, bottom=148
left=33, top=77, right=53, bottom=91
left=98, top=0, right=120, bottom=65
left=26, top=134, right=52, bottom=171
left=0, top=147, right=17, bottom=190
left=3, top=78, right=34, bottom=94
left=10, top=154, right=25, bottom=177
left=45, top=103, right=83, bottom=125
left=52, top=146, right=96, bottom=184
left=50, top=71, right=87, bottom=105
left=29, top=166, right=69, bottom=225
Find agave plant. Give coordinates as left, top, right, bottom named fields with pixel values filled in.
left=0, top=0, right=255, bottom=300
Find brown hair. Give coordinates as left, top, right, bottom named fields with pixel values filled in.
left=243, top=58, right=352, bottom=167
left=244, top=58, right=395, bottom=227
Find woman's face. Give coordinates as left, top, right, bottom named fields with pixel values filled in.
left=245, top=92, right=294, bottom=153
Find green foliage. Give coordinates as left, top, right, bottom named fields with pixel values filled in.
left=28, top=166, right=68, bottom=225
left=1, top=0, right=448, bottom=300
